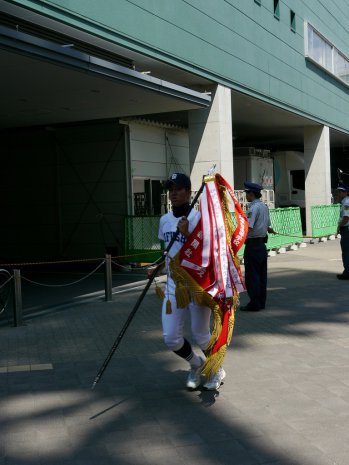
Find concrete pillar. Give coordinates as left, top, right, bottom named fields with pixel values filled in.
left=188, top=85, right=233, bottom=191
left=304, top=125, right=331, bottom=235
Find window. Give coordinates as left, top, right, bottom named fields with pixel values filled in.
left=254, top=0, right=261, bottom=5
left=273, top=0, right=280, bottom=19
left=290, top=10, right=296, bottom=32
left=307, top=25, right=332, bottom=69
left=334, top=49, right=349, bottom=85
left=305, top=22, right=349, bottom=87
left=290, top=170, right=305, bottom=191
left=133, top=178, right=163, bottom=215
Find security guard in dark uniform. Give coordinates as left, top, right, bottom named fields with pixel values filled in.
left=240, top=182, right=275, bottom=311
left=336, top=183, right=349, bottom=280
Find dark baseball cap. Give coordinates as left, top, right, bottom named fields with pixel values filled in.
left=337, top=183, right=349, bottom=192
left=244, top=181, right=263, bottom=193
left=164, top=172, right=191, bottom=190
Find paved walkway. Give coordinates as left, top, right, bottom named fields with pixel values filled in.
left=1, top=239, right=349, bottom=465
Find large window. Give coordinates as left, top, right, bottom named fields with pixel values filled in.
left=334, top=49, right=349, bottom=85
left=305, top=22, right=349, bottom=87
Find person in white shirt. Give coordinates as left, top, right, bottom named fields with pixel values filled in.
left=150, top=172, right=226, bottom=390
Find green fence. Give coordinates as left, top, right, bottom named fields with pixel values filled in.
left=234, top=207, right=303, bottom=257
left=311, top=204, right=340, bottom=238
left=124, top=215, right=163, bottom=263
left=124, top=205, right=340, bottom=263
left=268, top=207, right=303, bottom=249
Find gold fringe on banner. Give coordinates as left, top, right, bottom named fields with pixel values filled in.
left=169, top=254, right=239, bottom=377
left=175, top=281, right=191, bottom=308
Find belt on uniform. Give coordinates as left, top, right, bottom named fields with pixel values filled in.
left=245, top=237, right=266, bottom=243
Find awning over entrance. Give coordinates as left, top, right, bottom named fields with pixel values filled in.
left=0, top=24, right=211, bottom=130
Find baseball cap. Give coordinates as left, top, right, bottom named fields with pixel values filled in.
left=244, top=181, right=263, bottom=193
left=164, top=173, right=191, bottom=190
left=337, top=183, right=349, bottom=192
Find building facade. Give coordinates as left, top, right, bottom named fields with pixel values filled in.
left=1, top=0, right=349, bottom=261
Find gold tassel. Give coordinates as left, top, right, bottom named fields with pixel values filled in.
left=201, top=346, right=227, bottom=378
left=155, top=284, right=165, bottom=300
left=175, top=282, right=191, bottom=308
left=191, top=288, right=204, bottom=305
left=166, top=299, right=172, bottom=314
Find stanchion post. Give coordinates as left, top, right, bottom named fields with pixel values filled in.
left=13, top=269, right=23, bottom=327
left=104, top=254, right=113, bottom=302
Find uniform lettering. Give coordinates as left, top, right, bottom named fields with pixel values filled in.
left=164, top=231, right=186, bottom=244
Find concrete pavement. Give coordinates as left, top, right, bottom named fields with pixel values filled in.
left=1, top=238, right=349, bottom=465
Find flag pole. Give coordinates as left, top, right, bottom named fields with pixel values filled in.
left=91, top=166, right=215, bottom=389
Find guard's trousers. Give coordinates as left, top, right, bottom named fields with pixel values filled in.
left=243, top=238, right=268, bottom=310
left=340, top=226, right=349, bottom=276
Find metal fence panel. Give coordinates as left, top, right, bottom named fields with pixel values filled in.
left=125, top=205, right=339, bottom=264
left=233, top=206, right=303, bottom=257
left=311, top=204, right=340, bottom=237
left=124, top=215, right=163, bottom=263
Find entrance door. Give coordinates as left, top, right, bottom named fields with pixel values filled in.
left=133, top=178, right=163, bottom=215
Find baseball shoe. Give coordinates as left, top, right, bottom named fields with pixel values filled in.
left=203, top=367, right=226, bottom=391
left=186, top=357, right=205, bottom=389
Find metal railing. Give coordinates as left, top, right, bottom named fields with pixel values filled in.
left=311, top=204, right=341, bottom=238
left=126, top=204, right=341, bottom=261
left=0, top=256, right=123, bottom=327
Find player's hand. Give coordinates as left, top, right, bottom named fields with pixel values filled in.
left=147, top=266, right=157, bottom=279
left=177, top=216, right=189, bottom=238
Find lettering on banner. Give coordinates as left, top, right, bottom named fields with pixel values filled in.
left=197, top=267, right=206, bottom=278
left=190, top=238, right=200, bottom=249
left=184, top=248, right=193, bottom=258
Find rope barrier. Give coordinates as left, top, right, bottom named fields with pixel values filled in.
left=0, top=257, right=104, bottom=267
left=21, top=261, right=105, bottom=288
left=111, top=257, right=163, bottom=271
left=0, top=270, right=12, bottom=315
left=0, top=274, right=13, bottom=290
left=0, top=250, right=162, bottom=268
left=111, top=259, right=137, bottom=271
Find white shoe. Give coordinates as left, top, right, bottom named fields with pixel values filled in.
left=186, top=357, right=205, bottom=389
left=203, top=367, right=226, bottom=390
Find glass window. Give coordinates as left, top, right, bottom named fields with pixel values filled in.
left=305, top=22, right=349, bottom=87
left=334, top=49, right=349, bottom=84
left=274, top=0, right=280, bottom=19
left=290, top=10, right=296, bottom=32
left=307, top=24, right=332, bottom=71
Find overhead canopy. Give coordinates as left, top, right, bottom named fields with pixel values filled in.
left=0, top=24, right=211, bottom=130
left=1, top=4, right=349, bottom=152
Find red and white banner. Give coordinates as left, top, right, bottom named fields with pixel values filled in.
left=179, top=174, right=247, bottom=297
left=176, top=173, right=248, bottom=363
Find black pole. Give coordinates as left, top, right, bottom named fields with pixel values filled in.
left=13, top=269, right=23, bottom=327
left=91, top=177, right=207, bottom=389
